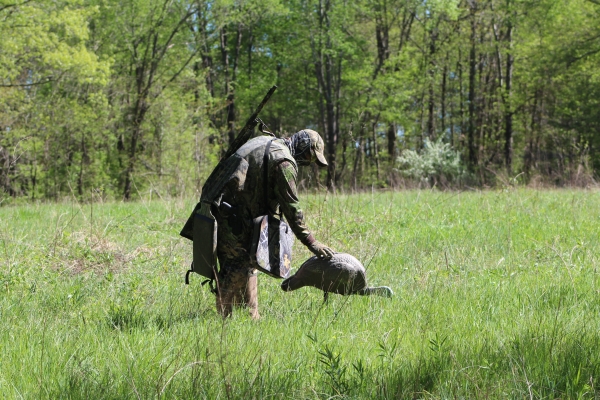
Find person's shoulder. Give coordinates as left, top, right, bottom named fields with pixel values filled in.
left=235, top=135, right=275, bottom=161
left=248, top=135, right=271, bottom=148
left=275, top=160, right=298, bottom=183
left=270, top=138, right=288, bottom=151
left=277, top=160, right=295, bottom=170
left=269, top=140, right=296, bottom=168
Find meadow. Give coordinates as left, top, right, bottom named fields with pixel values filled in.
left=1, top=189, right=599, bottom=399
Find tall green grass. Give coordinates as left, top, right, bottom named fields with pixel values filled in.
left=1, top=189, right=599, bottom=399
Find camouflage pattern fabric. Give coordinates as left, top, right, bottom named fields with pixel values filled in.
left=212, top=201, right=258, bottom=318
left=215, top=267, right=259, bottom=319
left=224, top=136, right=312, bottom=243
left=200, top=135, right=316, bottom=318
left=215, top=263, right=259, bottom=317
left=253, top=215, right=294, bottom=278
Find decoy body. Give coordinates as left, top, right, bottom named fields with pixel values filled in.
left=281, top=253, right=393, bottom=298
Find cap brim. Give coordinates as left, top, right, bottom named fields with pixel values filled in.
left=315, top=152, right=328, bottom=167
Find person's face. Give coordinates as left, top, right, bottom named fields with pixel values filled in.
left=296, top=149, right=313, bottom=166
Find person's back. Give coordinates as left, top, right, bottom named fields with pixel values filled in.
left=182, top=129, right=335, bottom=319
left=226, top=135, right=296, bottom=221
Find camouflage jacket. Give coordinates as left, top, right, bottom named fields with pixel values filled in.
left=181, top=135, right=314, bottom=245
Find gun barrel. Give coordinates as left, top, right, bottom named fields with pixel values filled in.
left=246, top=85, right=277, bottom=125
left=224, top=85, right=277, bottom=159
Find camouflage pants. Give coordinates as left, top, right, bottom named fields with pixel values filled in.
left=214, top=210, right=260, bottom=319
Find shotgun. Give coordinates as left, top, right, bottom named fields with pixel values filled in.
left=223, top=85, right=277, bottom=159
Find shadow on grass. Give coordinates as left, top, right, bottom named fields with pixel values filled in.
left=105, top=303, right=214, bottom=332
left=377, top=330, right=600, bottom=399
left=53, top=322, right=600, bottom=399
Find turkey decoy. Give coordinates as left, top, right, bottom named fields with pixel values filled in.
left=280, top=253, right=393, bottom=300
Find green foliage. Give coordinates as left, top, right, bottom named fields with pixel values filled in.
left=0, top=1, right=109, bottom=85
left=1, top=190, right=600, bottom=398
left=397, top=138, right=464, bottom=185
left=2, top=0, right=600, bottom=200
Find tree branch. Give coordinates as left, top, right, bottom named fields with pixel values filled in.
left=0, top=78, right=53, bottom=87
left=567, top=47, right=600, bottom=66
left=0, top=0, right=33, bottom=14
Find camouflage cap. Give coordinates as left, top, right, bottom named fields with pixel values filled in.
left=303, top=129, right=328, bottom=167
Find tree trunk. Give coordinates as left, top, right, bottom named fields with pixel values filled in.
left=123, top=102, right=148, bottom=200
left=314, top=0, right=339, bottom=191
left=458, top=50, right=465, bottom=146
left=441, top=63, right=447, bottom=137
left=248, top=26, right=253, bottom=88
left=427, top=80, right=435, bottom=141
left=504, top=22, right=513, bottom=173
left=220, top=26, right=233, bottom=144
left=124, top=61, right=150, bottom=200
left=353, top=130, right=365, bottom=190
left=525, top=89, right=540, bottom=177
left=77, top=132, right=85, bottom=197
left=372, top=121, right=380, bottom=181
left=336, top=126, right=349, bottom=183
left=197, top=7, right=213, bottom=99
left=387, top=123, right=396, bottom=161
left=374, top=0, right=390, bottom=80
left=427, top=28, right=438, bottom=141
left=468, top=3, right=477, bottom=169
left=222, top=25, right=243, bottom=146
left=324, top=51, right=337, bottom=191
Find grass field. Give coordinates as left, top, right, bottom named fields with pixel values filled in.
left=1, top=189, right=600, bottom=399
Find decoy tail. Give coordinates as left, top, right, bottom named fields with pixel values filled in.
left=357, top=286, right=393, bottom=297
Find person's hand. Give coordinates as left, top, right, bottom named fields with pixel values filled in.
left=307, top=241, right=335, bottom=259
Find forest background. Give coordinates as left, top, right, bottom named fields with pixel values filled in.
left=1, top=0, right=599, bottom=202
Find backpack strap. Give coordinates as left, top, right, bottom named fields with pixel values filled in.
left=201, top=278, right=217, bottom=294
left=263, top=139, right=288, bottom=224
left=263, top=139, right=275, bottom=215
left=185, top=263, right=216, bottom=294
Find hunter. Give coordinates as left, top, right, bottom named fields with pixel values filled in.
left=181, top=129, right=334, bottom=319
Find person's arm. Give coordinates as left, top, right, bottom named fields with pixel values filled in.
left=273, top=161, right=334, bottom=258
